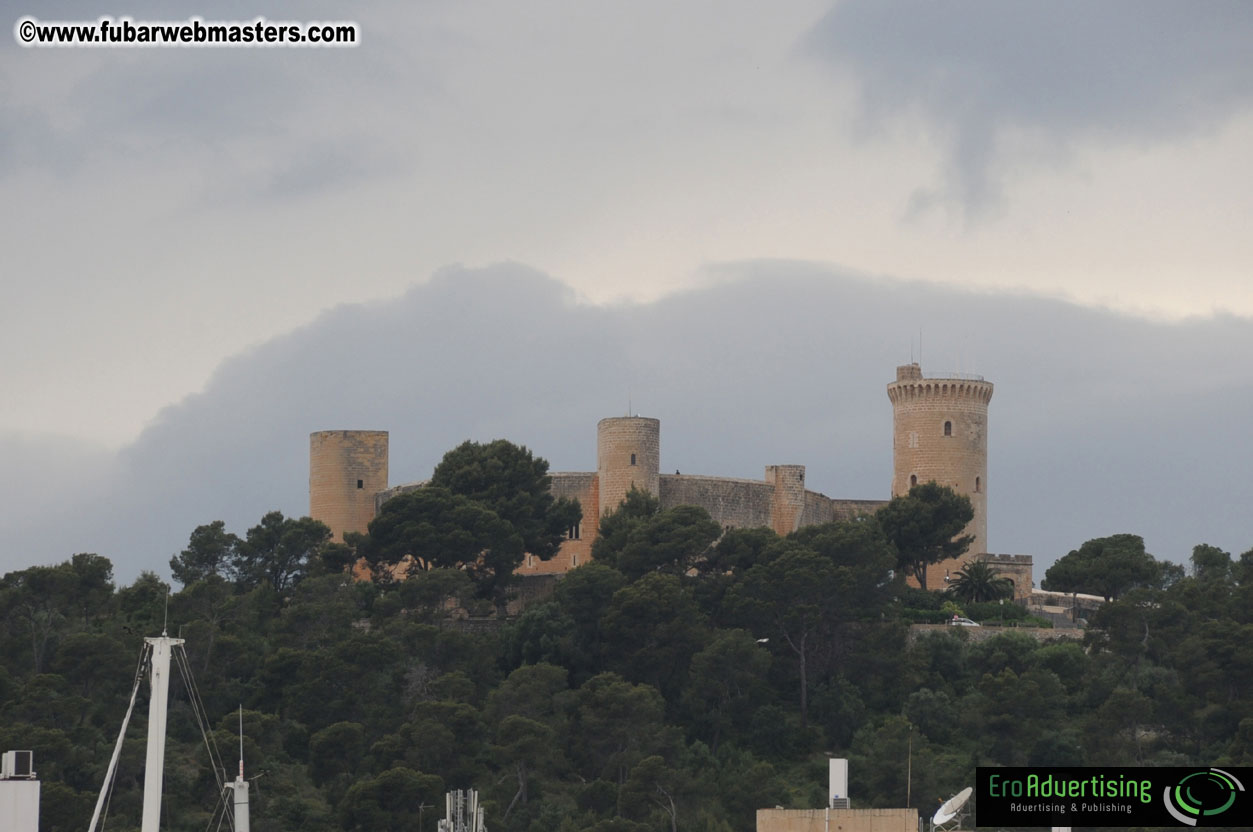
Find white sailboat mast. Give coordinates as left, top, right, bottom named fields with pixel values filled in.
left=141, top=634, right=184, bottom=832
left=230, top=705, right=250, bottom=832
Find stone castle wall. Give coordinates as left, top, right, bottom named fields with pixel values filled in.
left=658, top=474, right=776, bottom=529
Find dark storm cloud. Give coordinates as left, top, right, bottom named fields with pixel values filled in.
left=2, top=263, right=1250, bottom=583
left=807, top=0, right=1253, bottom=212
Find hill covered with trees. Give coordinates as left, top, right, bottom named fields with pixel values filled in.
left=1, top=442, right=1250, bottom=832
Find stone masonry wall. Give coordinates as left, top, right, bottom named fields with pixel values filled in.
left=766, top=465, right=807, bottom=535
left=309, top=430, right=388, bottom=542
left=517, top=472, right=598, bottom=575
left=756, top=808, right=918, bottom=832
left=658, top=474, right=776, bottom=528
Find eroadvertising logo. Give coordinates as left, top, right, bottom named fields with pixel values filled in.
left=976, top=766, right=1250, bottom=827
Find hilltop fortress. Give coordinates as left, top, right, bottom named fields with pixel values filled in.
left=309, top=364, right=1033, bottom=597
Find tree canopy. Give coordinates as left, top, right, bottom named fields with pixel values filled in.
left=5, top=436, right=1249, bottom=832
left=876, top=482, right=974, bottom=590
left=1042, top=533, right=1169, bottom=600
left=430, top=439, right=581, bottom=562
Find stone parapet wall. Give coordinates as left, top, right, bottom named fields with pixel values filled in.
left=659, top=474, right=776, bottom=528
left=828, top=498, right=888, bottom=521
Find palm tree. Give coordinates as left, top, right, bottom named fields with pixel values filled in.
left=947, top=560, right=1013, bottom=603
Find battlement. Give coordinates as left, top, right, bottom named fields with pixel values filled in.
left=886, top=366, right=993, bottom=405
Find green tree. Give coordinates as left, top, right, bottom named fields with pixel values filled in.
left=682, top=629, right=772, bottom=752
left=945, top=559, right=1013, bottom=603
left=233, top=511, right=332, bottom=593
left=496, top=714, right=556, bottom=820
left=431, top=439, right=582, bottom=562
left=170, top=520, right=240, bottom=586
left=1191, top=543, right=1232, bottom=584
left=574, top=673, right=670, bottom=785
left=0, top=563, right=75, bottom=672
left=620, top=755, right=686, bottom=832
left=876, top=482, right=973, bottom=591
left=363, top=487, right=523, bottom=606
left=338, top=767, right=444, bottom=832
left=726, top=543, right=842, bottom=727
left=593, top=502, right=721, bottom=580
left=1042, top=534, right=1164, bottom=601
left=601, top=573, right=709, bottom=698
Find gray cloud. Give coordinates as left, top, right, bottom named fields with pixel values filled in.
left=1, top=263, right=1249, bottom=584
left=807, top=1, right=1253, bottom=213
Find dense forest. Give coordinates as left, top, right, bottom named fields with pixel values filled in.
left=1, top=441, right=1250, bottom=832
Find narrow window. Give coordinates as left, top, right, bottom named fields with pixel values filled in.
left=630, top=453, right=637, bottom=465
left=571, top=554, right=578, bottom=567
left=910, top=474, right=918, bottom=487
left=943, top=421, right=952, bottom=436
left=975, top=476, right=981, bottom=493
left=574, top=522, right=581, bottom=540
left=356, top=479, right=364, bottom=489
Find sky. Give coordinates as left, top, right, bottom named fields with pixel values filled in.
left=2, top=1, right=1251, bottom=582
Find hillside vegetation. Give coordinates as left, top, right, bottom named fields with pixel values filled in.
left=2, top=443, right=1250, bottom=832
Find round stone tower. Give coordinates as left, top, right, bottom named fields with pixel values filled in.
left=309, top=430, right=389, bottom=542
left=886, top=364, right=993, bottom=588
left=596, top=416, right=660, bottom=516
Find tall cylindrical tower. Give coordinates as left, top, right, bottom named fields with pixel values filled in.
left=886, top=364, right=993, bottom=588
left=596, top=416, right=660, bottom=516
left=309, top=430, right=389, bottom=541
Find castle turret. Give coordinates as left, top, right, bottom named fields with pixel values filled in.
left=309, top=430, right=389, bottom=541
left=596, top=416, right=660, bottom=516
left=765, top=464, right=806, bottom=536
left=886, top=364, right=993, bottom=588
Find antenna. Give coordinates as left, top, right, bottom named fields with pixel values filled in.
left=162, top=590, right=169, bottom=637
left=919, top=328, right=923, bottom=366
left=238, top=705, right=244, bottom=779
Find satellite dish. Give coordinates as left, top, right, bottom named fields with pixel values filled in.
left=932, top=786, right=972, bottom=827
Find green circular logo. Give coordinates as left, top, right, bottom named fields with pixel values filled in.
left=1163, top=768, right=1244, bottom=826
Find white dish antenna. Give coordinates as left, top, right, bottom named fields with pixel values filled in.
left=932, top=786, right=972, bottom=826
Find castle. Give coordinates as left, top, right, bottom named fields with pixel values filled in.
left=308, top=364, right=1033, bottom=597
